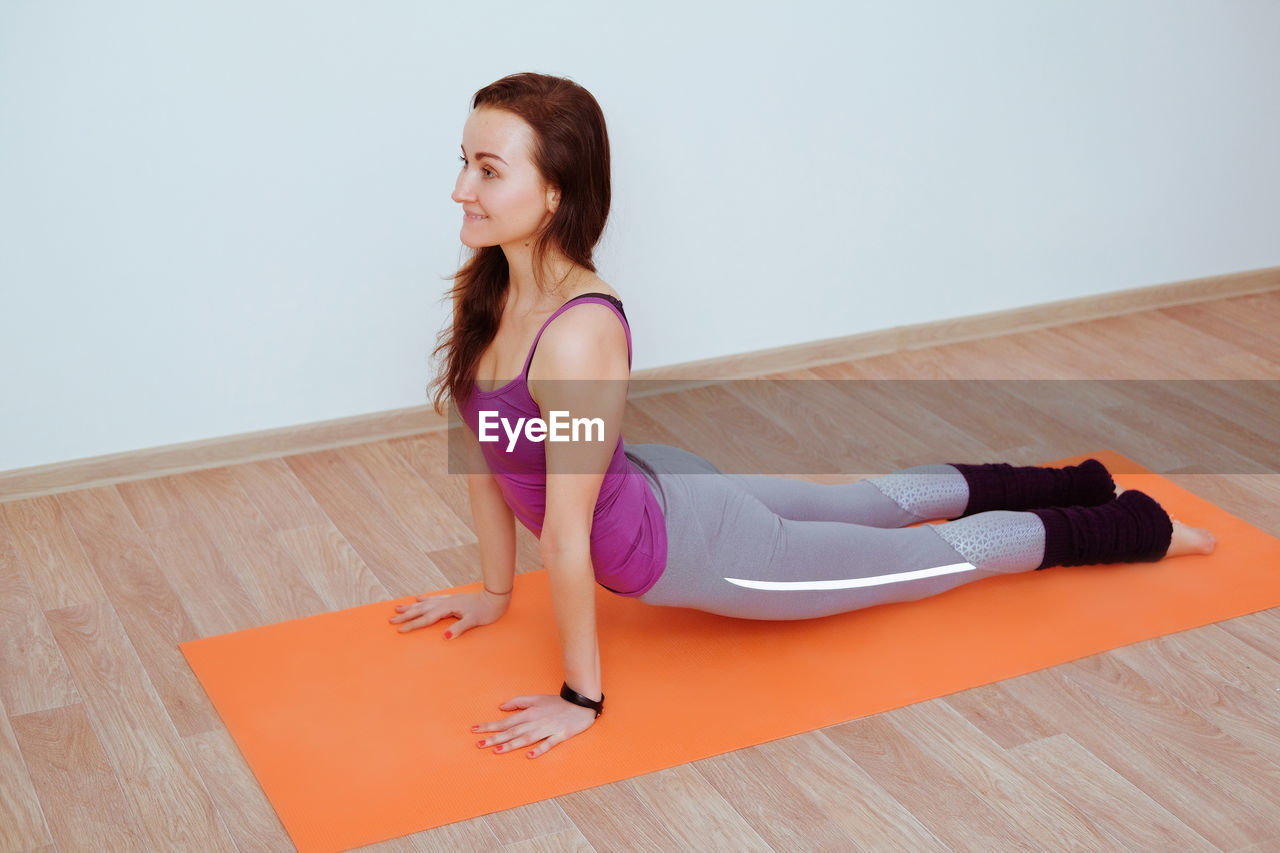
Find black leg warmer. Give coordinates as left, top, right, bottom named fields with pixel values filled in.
left=1031, top=490, right=1173, bottom=569
left=951, top=458, right=1116, bottom=516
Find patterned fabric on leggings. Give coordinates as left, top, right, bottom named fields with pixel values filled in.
left=625, top=444, right=1047, bottom=620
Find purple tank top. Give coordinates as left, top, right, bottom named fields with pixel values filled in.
left=455, top=294, right=667, bottom=596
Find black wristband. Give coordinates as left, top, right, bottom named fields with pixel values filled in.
left=559, top=682, right=604, bottom=718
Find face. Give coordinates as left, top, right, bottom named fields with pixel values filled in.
left=452, top=107, right=559, bottom=250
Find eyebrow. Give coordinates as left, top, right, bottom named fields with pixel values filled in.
left=460, top=145, right=508, bottom=166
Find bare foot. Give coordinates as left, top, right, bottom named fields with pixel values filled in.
left=1167, top=519, right=1216, bottom=557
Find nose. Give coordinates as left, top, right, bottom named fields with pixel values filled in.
left=452, top=169, right=475, bottom=204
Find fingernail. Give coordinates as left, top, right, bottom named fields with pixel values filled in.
left=470, top=725, right=479, bottom=733
left=494, top=745, right=503, bottom=753
left=477, top=740, right=486, bottom=747
left=444, top=631, right=453, bottom=639
left=527, top=750, right=536, bottom=758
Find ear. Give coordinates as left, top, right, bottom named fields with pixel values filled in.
left=546, top=186, right=561, bottom=213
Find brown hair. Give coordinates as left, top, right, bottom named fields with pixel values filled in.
left=430, top=72, right=612, bottom=412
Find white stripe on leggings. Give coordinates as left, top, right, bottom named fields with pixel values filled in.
left=724, top=561, right=976, bottom=591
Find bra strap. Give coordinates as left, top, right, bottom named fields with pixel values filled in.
left=522, top=293, right=631, bottom=376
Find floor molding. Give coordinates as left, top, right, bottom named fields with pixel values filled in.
left=3, top=264, right=1276, bottom=503
left=642, top=265, right=1280, bottom=380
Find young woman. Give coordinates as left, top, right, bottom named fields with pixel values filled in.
left=389, top=72, right=1215, bottom=758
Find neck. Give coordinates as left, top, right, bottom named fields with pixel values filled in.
left=502, top=241, right=585, bottom=312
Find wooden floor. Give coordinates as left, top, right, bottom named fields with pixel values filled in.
left=2, top=291, right=1279, bottom=852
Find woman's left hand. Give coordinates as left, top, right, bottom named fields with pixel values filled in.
left=472, top=694, right=598, bottom=758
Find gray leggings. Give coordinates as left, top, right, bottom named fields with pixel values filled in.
left=625, top=444, right=1047, bottom=620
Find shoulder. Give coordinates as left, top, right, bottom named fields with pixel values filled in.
left=534, top=299, right=629, bottom=381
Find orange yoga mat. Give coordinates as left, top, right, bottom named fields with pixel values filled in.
left=181, top=453, right=1280, bottom=852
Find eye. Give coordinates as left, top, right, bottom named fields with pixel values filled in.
left=481, top=166, right=497, bottom=179
left=458, top=155, right=468, bottom=170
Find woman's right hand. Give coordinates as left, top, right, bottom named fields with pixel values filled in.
left=389, top=589, right=510, bottom=639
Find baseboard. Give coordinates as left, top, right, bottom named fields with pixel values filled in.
left=639, top=265, right=1280, bottom=380
left=0, top=406, right=449, bottom=504
left=3, top=265, right=1276, bottom=503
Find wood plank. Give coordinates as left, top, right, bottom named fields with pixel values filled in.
left=626, top=765, right=772, bottom=852
left=0, top=704, right=52, bottom=851
left=386, top=816, right=501, bottom=851
left=557, top=778, right=684, bottom=850
left=0, top=516, right=79, bottom=714
left=1162, top=291, right=1280, bottom=365
left=1113, top=627, right=1280, bottom=754
left=128, top=467, right=331, bottom=624
left=274, top=522, right=391, bottom=610
left=10, top=704, right=147, bottom=852
left=116, top=473, right=197, bottom=529
left=693, top=746, right=864, bottom=850
left=1012, top=734, right=1214, bottom=850
left=0, top=496, right=105, bottom=608
left=229, top=456, right=337, bottom=530
left=824, top=713, right=1042, bottom=849
left=57, top=486, right=220, bottom=737
left=627, top=384, right=832, bottom=476
left=1163, top=473, right=1280, bottom=534
left=343, top=440, right=475, bottom=551
left=483, top=798, right=574, bottom=847
left=499, top=828, right=593, bottom=852
left=183, top=727, right=295, bottom=853
left=286, top=449, right=451, bottom=598
left=755, top=732, right=946, bottom=850
left=943, top=680, right=1058, bottom=749
left=1219, top=608, right=1280, bottom=666
left=1003, top=655, right=1280, bottom=849
left=390, top=431, right=474, bottom=518
left=141, top=521, right=263, bottom=636
left=45, top=601, right=237, bottom=851
left=889, top=701, right=1119, bottom=849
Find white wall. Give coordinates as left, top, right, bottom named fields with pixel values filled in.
left=3, top=1, right=1278, bottom=472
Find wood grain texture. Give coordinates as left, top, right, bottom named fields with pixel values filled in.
left=183, top=727, right=296, bottom=853
left=0, top=496, right=104, bottom=609
left=285, top=449, right=451, bottom=598
left=483, top=798, right=575, bottom=847
left=56, top=486, right=220, bottom=737
left=886, top=702, right=1116, bottom=849
left=1003, top=660, right=1280, bottom=850
left=0, top=516, right=80, bottom=715
left=44, top=601, right=237, bottom=851
left=10, top=704, right=146, bottom=852
left=0, top=704, right=51, bottom=852
left=625, top=765, right=773, bottom=852
left=825, top=714, right=1038, bottom=850
left=1012, top=734, right=1214, bottom=850
left=1, top=289, right=1278, bottom=850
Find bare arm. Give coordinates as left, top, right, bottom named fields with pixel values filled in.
left=473, top=302, right=630, bottom=756
left=390, top=424, right=517, bottom=636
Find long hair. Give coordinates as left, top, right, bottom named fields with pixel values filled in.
left=430, top=73, right=612, bottom=413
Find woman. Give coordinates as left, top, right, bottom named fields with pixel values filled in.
left=390, top=73, right=1215, bottom=758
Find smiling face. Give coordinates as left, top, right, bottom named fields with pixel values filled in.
left=451, top=107, right=559, bottom=250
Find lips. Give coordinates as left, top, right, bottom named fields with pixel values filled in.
left=463, top=210, right=487, bottom=221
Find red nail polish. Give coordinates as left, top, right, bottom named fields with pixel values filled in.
left=527, top=750, right=536, bottom=758
left=470, top=725, right=479, bottom=733
left=494, top=745, right=503, bottom=753
left=444, top=631, right=453, bottom=639
left=477, top=740, right=486, bottom=747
